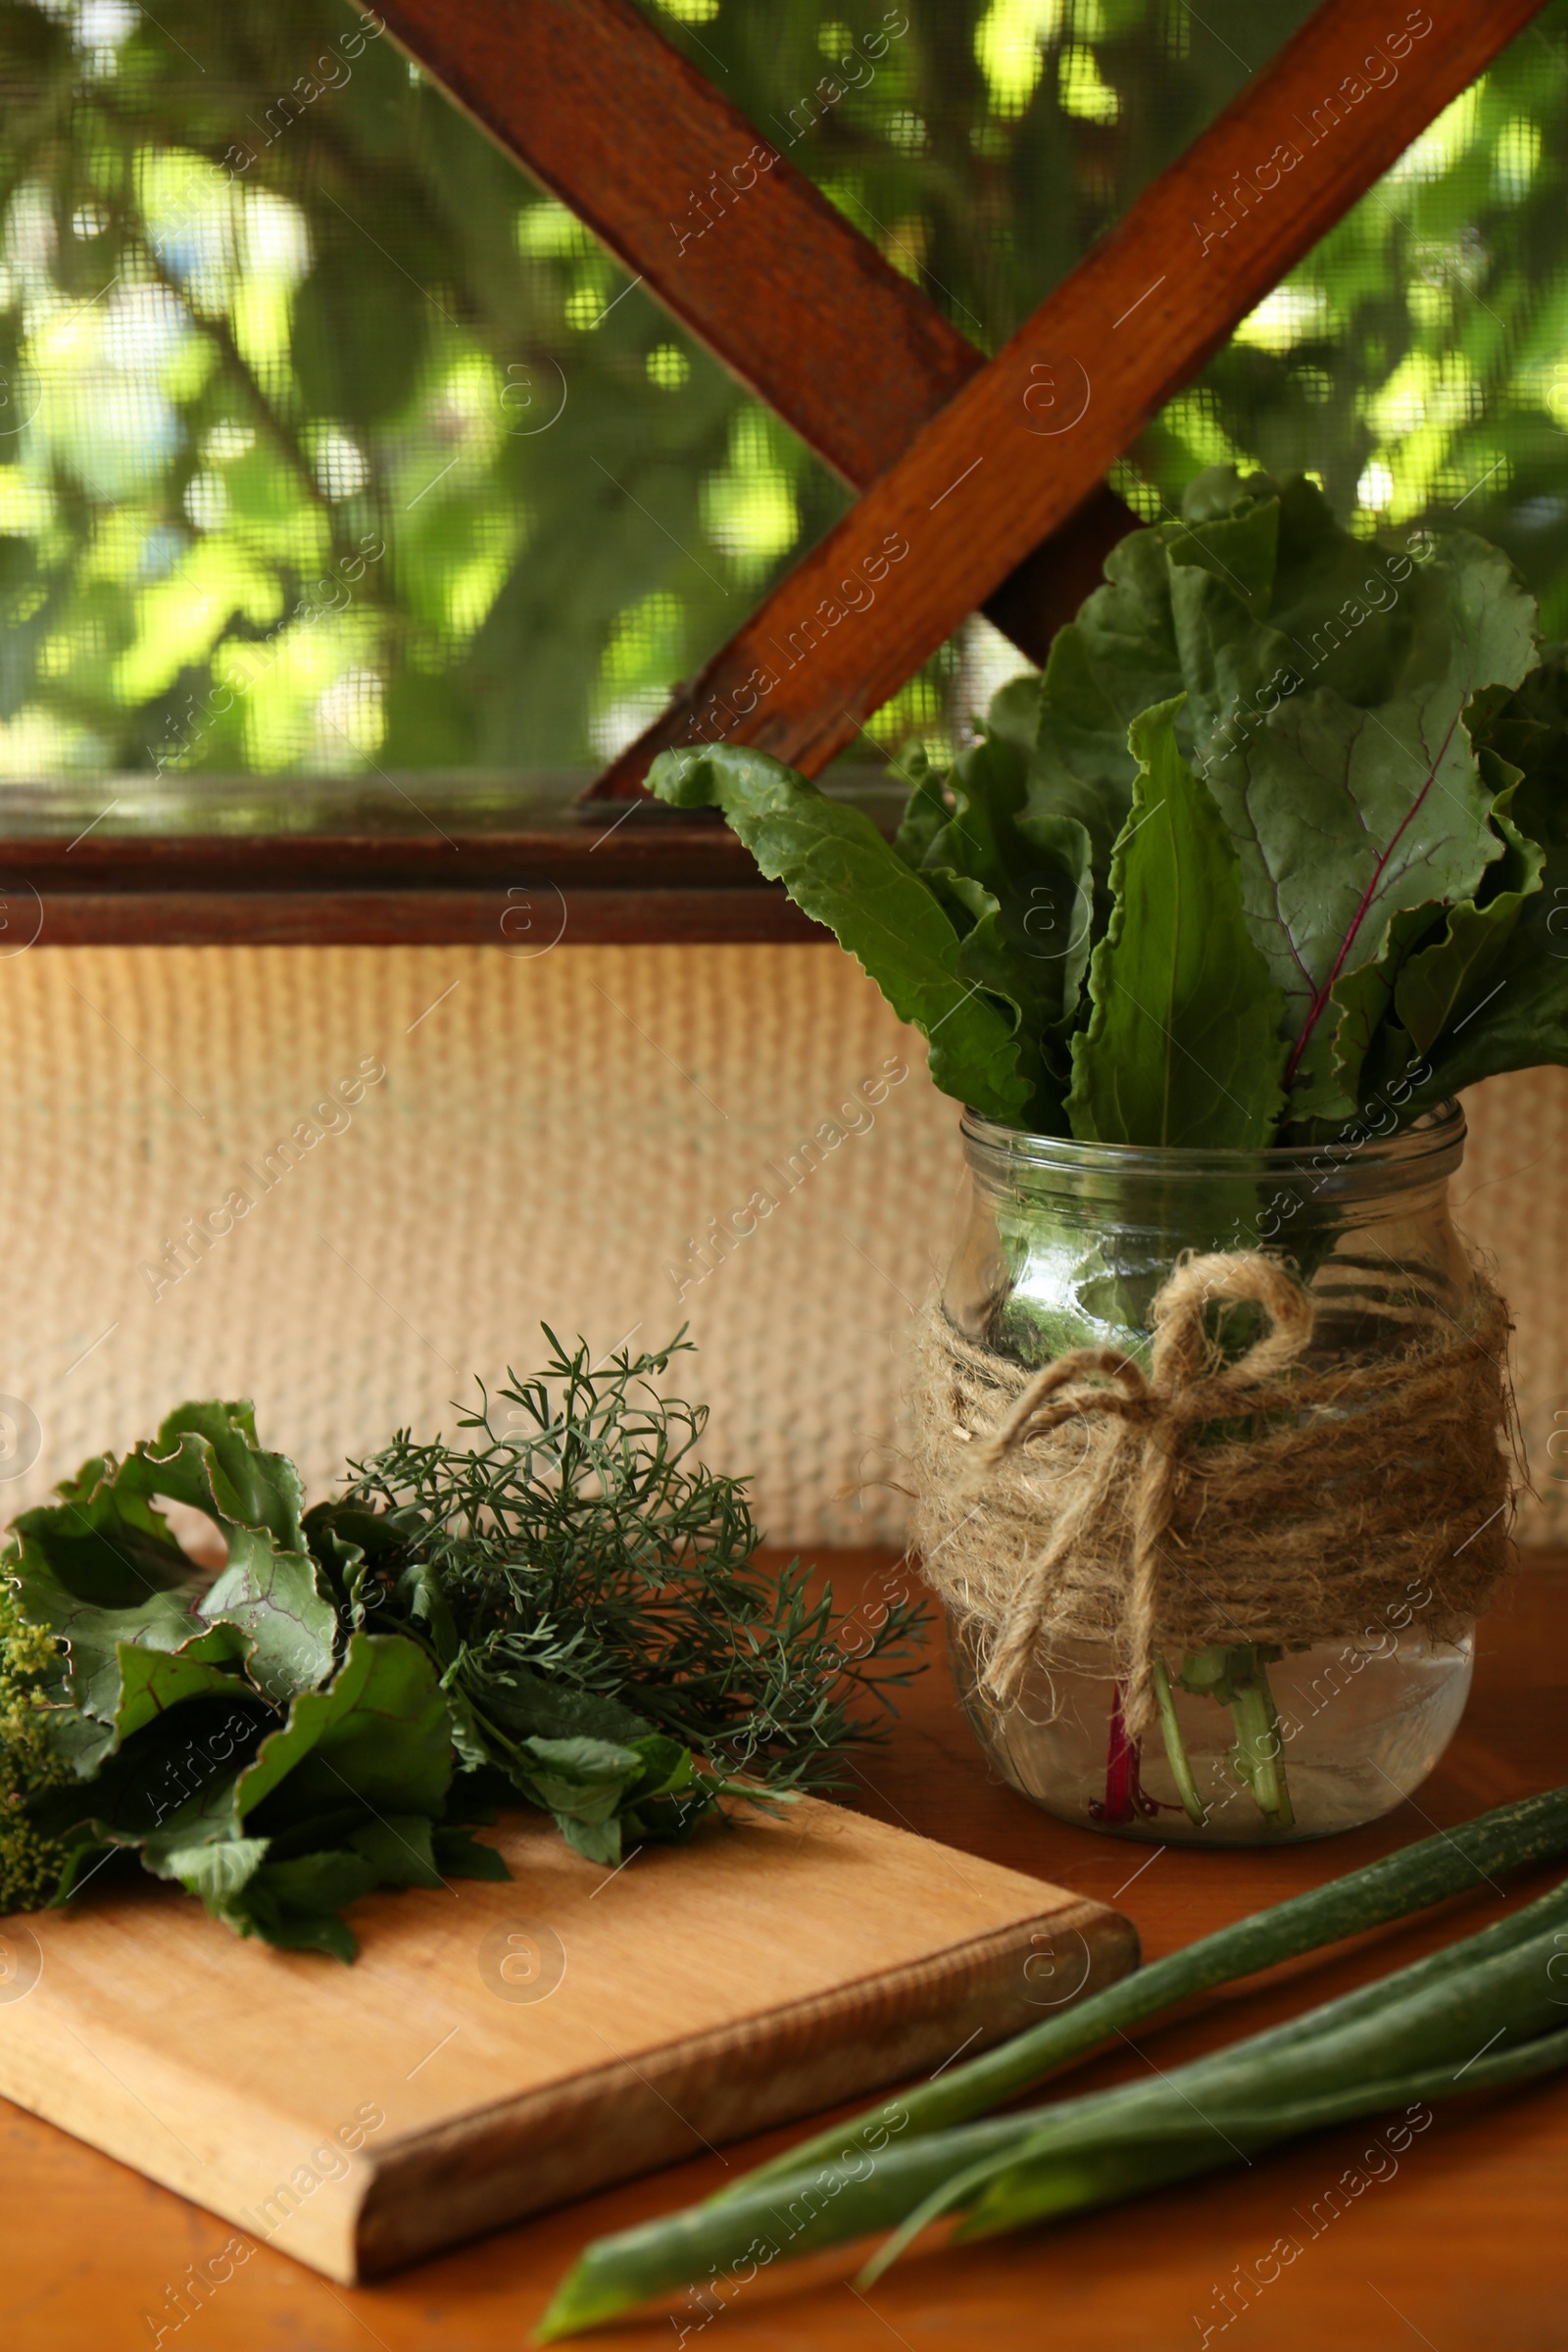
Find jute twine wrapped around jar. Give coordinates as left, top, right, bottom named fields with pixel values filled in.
left=911, top=1250, right=1516, bottom=1743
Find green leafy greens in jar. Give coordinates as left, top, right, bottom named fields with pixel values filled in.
left=650, top=466, right=1567, bottom=1145
left=650, top=467, right=1561, bottom=1838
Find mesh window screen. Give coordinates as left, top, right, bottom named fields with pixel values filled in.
left=1120, top=9, right=1568, bottom=630
left=0, top=0, right=1561, bottom=790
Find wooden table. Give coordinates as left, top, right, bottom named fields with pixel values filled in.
left=5, top=1553, right=1565, bottom=2352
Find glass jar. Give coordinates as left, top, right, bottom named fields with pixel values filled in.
left=940, top=1102, right=1482, bottom=1845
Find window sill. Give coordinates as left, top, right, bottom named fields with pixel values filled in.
left=0, top=829, right=826, bottom=946
left=0, top=772, right=904, bottom=945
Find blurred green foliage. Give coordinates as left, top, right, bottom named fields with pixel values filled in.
left=0, top=0, right=1563, bottom=784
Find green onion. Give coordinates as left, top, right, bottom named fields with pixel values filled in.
left=923, top=2019, right=1568, bottom=2261
left=728, top=1778, right=1568, bottom=2195
left=536, top=1784, right=1568, bottom=2339
left=870, top=1880, right=1568, bottom=2271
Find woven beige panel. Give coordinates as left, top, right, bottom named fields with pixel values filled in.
left=0, top=945, right=960, bottom=1546
left=1452, top=1063, right=1568, bottom=1546
left=0, top=943, right=1559, bottom=1547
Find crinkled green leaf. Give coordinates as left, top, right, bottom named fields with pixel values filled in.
left=1025, top=526, right=1185, bottom=882
left=1066, top=699, right=1288, bottom=1147
left=26, top=1594, right=232, bottom=1775
left=34, top=1634, right=496, bottom=1957
left=1289, top=761, right=1546, bottom=1129
left=10, top=1399, right=336, bottom=1741
left=659, top=471, right=1549, bottom=1148
left=159, top=1400, right=335, bottom=1703
left=648, top=744, right=1031, bottom=1121
left=107, top=1627, right=254, bottom=1748
left=891, top=758, right=951, bottom=871
left=646, top=475, right=1546, bottom=1140
left=198, top=1525, right=336, bottom=1711
left=1378, top=646, right=1568, bottom=1098
left=34, top=1690, right=273, bottom=1889
left=1477, top=643, right=1568, bottom=852
left=43, top=1638, right=447, bottom=1859
left=0, top=1394, right=655, bottom=1960
left=1171, top=478, right=1538, bottom=1089
left=9, top=1452, right=197, bottom=1608
left=1284, top=903, right=1441, bottom=1130
left=895, top=727, right=1093, bottom=1129
left=234, top=1630, right=453, bottom=1826
left=1394, top=774, right=1544, bottom=1054
left=998, top=467, right=1541, bottom=1130
left=143, top=1399, right=309, bottom=1550
left=1407, top=855, right=1568, bottom=1104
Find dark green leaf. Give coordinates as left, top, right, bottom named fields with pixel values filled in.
left=11, top=1399, right=336, bottom=1737
left=31, top=1596, right=232, bottom=1776
left=900, top=725, right=1095, bottom=1130
left=345, top=1813, right=445, bottom=1889
left=34, top=1632, right=486, bottom=1957
left=469, top=1658, right=654, bottom=1749
left=235, top=1631, right=452, bottom=1826
left=1394, top=775, right=1544, bottom=1053
left=1179, top=488, right=1538, bottom=1069
left=10, top=1452, right=198, bottom=1609
left=108, top=1628, right=254, bottom=1748
left=432, top=1824, right=510, bottom=1880
left=1283, top=906, right=1439, bottom=1130
left=1066, top=699, right=1288, bottom=1146
left=511, top=1732, right=699, bottom=1865
left=224, top=1853, right=383, bottom=1964
left=1026, top=527, right=1185, bottom=882
left=1407, top=870, right=1568, bottom=1103
left=648, top=744, right=1031, bottom=1121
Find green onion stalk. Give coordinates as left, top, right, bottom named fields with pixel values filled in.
left=538, top=1782, right=1568, bottom=2337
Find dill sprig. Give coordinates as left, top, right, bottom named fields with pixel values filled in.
left=338, top=1330, right=931, bottom=1798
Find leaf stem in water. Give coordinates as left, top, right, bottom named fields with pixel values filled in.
left=1152, top=1648, right=1208, bottom=1827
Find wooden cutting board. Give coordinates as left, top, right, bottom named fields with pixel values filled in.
left=0, top=1797, right=1136, bottom=2282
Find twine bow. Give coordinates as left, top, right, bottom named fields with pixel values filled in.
left=976, top=1251, right=1315, bottom=1740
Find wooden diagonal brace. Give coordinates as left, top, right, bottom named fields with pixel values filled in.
left=370, top=0, right=1133, bottom=674
left=586, top=0, right=1548, bottom=797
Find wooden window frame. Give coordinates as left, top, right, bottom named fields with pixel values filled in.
left=3, top=0, right=1547, bottom=945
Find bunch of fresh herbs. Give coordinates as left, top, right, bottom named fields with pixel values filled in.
left=650, top=466, right=1568, bottom=1147
left=312, top=1331, right=929, bottom=1865
left=0, top=1334, right=926, bottom=1958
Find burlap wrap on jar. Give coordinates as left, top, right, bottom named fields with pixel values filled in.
left=910, top=1250, right=1517, bottom=1743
